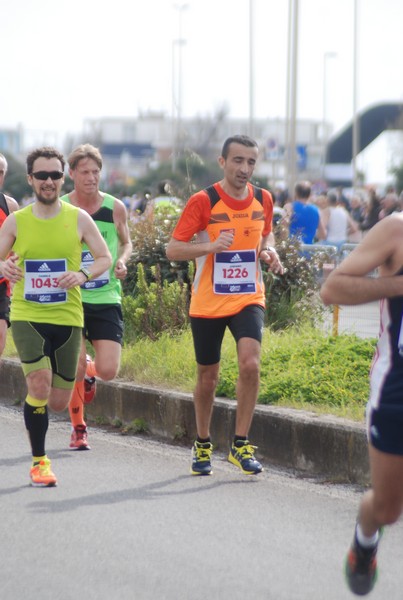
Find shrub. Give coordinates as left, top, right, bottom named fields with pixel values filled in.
left=122, top=263, right=189, bottom=342
left=123, top=206, right=184, bottom=297
left=216, top=326, right=374, bottom=417
left=264, top=236, right=334, bottom=330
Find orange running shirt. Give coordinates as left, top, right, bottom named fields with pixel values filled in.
left=172, top=182, right=273, bottom=318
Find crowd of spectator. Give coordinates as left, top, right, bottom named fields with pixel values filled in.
left=273, top=182, right=403, bottom=251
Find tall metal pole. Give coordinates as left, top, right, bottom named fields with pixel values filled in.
left=172, top=4, right=188, bottom=172
left=322, top=52, right=337, bottom=182
left=286, top=0, right=299, bottom=196
left=249, top=0, right=255, bottom=139
left=285, top=0, right=292, bottom=192
left=352, top=0, right=359, bottom=190
left=171, top=40, right=177, bottom=172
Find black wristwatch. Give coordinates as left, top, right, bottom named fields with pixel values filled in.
left=79, top=267, right=93, bottom=280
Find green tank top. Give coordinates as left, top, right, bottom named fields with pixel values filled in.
left=11, top=202, right=83, bottom=327
left=61, top=193, right=121, bottom=305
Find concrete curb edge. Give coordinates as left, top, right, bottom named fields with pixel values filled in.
left=0, top=358, right=370, bottom=485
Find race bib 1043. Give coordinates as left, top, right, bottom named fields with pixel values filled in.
left=24, top=259, right=67, bottom=303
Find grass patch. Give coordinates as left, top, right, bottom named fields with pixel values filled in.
left=119, top=330, right=197, bottom=391
left=2, top=323, right=376, bottom=422
left=118, top=323, right=375, bottom=421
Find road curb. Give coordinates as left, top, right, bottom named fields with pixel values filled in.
left=0, top=357, right=369, bottom=485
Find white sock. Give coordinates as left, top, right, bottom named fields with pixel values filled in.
left=356, top=523, right=379, bottom=548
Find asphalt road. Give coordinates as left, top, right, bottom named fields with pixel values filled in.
left=1, top=404, right=403, bottom=600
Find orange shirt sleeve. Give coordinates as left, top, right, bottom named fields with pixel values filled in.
left=262, top=189, right=274, bottom=236
left=171, top=191, right=212, bottom=242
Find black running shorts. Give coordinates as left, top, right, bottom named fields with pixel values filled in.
left=0, top=281, right=10, bottom=327
left=190, top=304, right=265, bottom=365
left=83, top=303, right=124, bottom=345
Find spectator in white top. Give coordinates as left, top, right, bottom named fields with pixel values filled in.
left=323, top=192, right=358, bottom=251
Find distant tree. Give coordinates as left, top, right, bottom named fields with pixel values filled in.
left=134, top=150, right=222, bottom=201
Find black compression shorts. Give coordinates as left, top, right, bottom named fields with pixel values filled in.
left=190, top=304, right=265, bottom=365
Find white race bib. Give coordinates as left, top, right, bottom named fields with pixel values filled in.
left=80, top=251, right=110, bottom=290
left=24, top=259, right=67, bottom=304
left=213, top=250, right=257, bottom=294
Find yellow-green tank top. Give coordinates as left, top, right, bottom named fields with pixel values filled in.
left=10, top=202, right=83, bottom=327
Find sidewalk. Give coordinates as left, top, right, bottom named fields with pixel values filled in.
left=0, top=357, right=370, bottom=486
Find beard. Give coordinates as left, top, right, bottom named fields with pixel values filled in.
left=35, top=190, right=59, bottom=205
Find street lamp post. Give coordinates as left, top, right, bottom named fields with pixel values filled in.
left=171, top=3, right=188, bottom=172
left=352, top=0, right=360, bottom=191
left=322, top=51, right=337, bottom=182
left=285, top=0, right=299, bottom=195
left=249, top=0, right=255, bottom=139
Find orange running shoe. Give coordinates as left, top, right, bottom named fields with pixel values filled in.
left=69, top=425, right=91, bottom=450
left=30, top=458, right=57, bottom=487
left=345, top=535, right=379, bottom=595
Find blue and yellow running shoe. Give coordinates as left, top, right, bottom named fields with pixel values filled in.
left=228, top=440, right=263, bottom=475
left=191, top=440, right=213, bottom=475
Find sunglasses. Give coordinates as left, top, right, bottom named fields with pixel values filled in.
left=31, top=171, right=64, bottom=181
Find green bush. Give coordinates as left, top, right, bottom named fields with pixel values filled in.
left=264, top=237, right=334, bottom=329
left=123, top=206, right=186, bottom=297
left=217, top=326, right=374, bottom=417
left=122, top=263, right=189, bottom=342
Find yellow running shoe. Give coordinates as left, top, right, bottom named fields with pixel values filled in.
left=228, top=440, right=263, bottom=475
left=30, top=458, right=57, bottom=487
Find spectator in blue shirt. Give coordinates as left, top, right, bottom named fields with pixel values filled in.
left=283, top=181, right=326, bottom=244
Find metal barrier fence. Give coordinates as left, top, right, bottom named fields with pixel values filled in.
left=301, top=242, right=379, bottom=339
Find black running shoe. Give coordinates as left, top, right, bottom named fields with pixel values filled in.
left=345, top=537, right=378, bottom=596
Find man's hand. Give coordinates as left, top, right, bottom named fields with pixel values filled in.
left=0, top=254, right=23, bottom=283
left=57, top=271, right=87, bottom=289
left=114, top=259, right=128, bottom=280
left=260, top=248, right=285, bottom=275
left=212, top=231, right=234, bottom=253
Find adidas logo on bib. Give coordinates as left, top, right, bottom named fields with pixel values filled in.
left=38, top=262, right=51, bottom=272
left=230, top=253, right=242, bottom=263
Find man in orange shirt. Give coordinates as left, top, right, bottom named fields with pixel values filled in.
left=166, top=135, right=284, bottom=476
left=0, top=154, right=19, bottom=362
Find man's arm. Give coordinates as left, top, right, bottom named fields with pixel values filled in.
left=316, top=215, right=327, bottom=241
left=166, top=231, right=234, bottom=261
left=0, top=214, right=22, bottom=281
left=5, top=196, right=19, bottom=213
left=79, top=211, right=112, bottom=278
left=258, top=233, right=285, bottom=274
left=320, top=215, right=403, bottom=306
left=113, top=199, right=133, bottom=280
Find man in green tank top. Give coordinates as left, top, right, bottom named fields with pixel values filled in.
left=0, top=147, right=111, bottom=486
left=61, top=144, right=132, bottom=450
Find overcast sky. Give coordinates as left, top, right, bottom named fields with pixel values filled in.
left=2, top=0, right=403, bottom=183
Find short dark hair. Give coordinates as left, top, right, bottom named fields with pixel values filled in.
left=294, top=181, right=311, bottom=200
left=327, top=192, right=338, bottom=206
left=221, top=135, right=258, bottom=159
left=26, top=147, right=65, bottom=174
